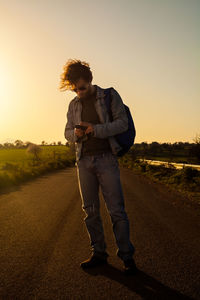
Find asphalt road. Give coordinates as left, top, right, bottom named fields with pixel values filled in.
left=0, top=166, right=200, bottom=300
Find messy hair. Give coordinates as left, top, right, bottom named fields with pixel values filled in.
left=59, top=59, right=93, bottom=91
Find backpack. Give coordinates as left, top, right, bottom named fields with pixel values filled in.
left=104, top=87, right=136, bottom=157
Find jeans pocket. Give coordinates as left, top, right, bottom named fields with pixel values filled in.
left=107, top=153, right=119, bottom=168
left=77, top=156, right=87, bottom=168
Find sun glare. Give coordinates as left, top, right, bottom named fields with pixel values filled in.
left=0, top=62, right=13, bottom=127
left=0, top=62, right=9, bottom=99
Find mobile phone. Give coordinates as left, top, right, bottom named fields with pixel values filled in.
left=75, top=124, right=88, bottom=131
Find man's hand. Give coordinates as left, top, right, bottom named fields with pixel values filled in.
left=80, top=121, right=94, bottom=135
left=74, top=128, right=85, bottom=137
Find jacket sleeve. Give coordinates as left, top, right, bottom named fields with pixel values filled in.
left=64, top=101, right=88, bottom=143
left=93, top=88, right=128, bottom=139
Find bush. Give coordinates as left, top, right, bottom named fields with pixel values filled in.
left=1, top=162, right=19, bottom=171
left=168, top=172, right=182, bottom=184
left=140, top=163, right=147, bottom=172
left=181, top=167, right=199, bottom=182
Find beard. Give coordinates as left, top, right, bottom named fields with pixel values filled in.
left=78, top=86, right=94, bottom=100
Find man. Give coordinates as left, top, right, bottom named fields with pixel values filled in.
left=60, top=59, right=138, bottom=275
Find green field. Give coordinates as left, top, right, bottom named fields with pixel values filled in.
left=0, top=146, right=75, bottom=192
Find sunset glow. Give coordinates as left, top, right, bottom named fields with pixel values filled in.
left=0, top=0, right=199, bottom=145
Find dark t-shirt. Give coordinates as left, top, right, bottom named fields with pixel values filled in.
left=80, top=86, right=112, bottom=156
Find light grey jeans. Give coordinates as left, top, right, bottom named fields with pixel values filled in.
left=76, top=151, right=135, bottom=261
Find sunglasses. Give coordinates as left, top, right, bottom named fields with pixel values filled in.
left=72, top=85, right=87, bottom=92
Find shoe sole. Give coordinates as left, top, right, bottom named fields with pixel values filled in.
left=123, top=267, right=139, bottom=275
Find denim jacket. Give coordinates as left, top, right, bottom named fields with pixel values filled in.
left=64, top=84, right=128, bottom=164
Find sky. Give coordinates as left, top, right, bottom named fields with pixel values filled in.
left=0, top=0, right=199, bottom=145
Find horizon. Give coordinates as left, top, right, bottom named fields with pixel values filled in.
left=0, top=138, right=198, bottom=146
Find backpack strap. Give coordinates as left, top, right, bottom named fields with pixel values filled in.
left=104, top=87, right=113, bottom=122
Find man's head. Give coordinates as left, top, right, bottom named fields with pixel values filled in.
left=59, top=59, right=95, bottom=99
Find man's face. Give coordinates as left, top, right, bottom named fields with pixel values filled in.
left=71, top=78, right=93, bottom=99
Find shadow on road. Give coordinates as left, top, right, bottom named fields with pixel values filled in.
left=82, top=264, right=195, bottom=300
